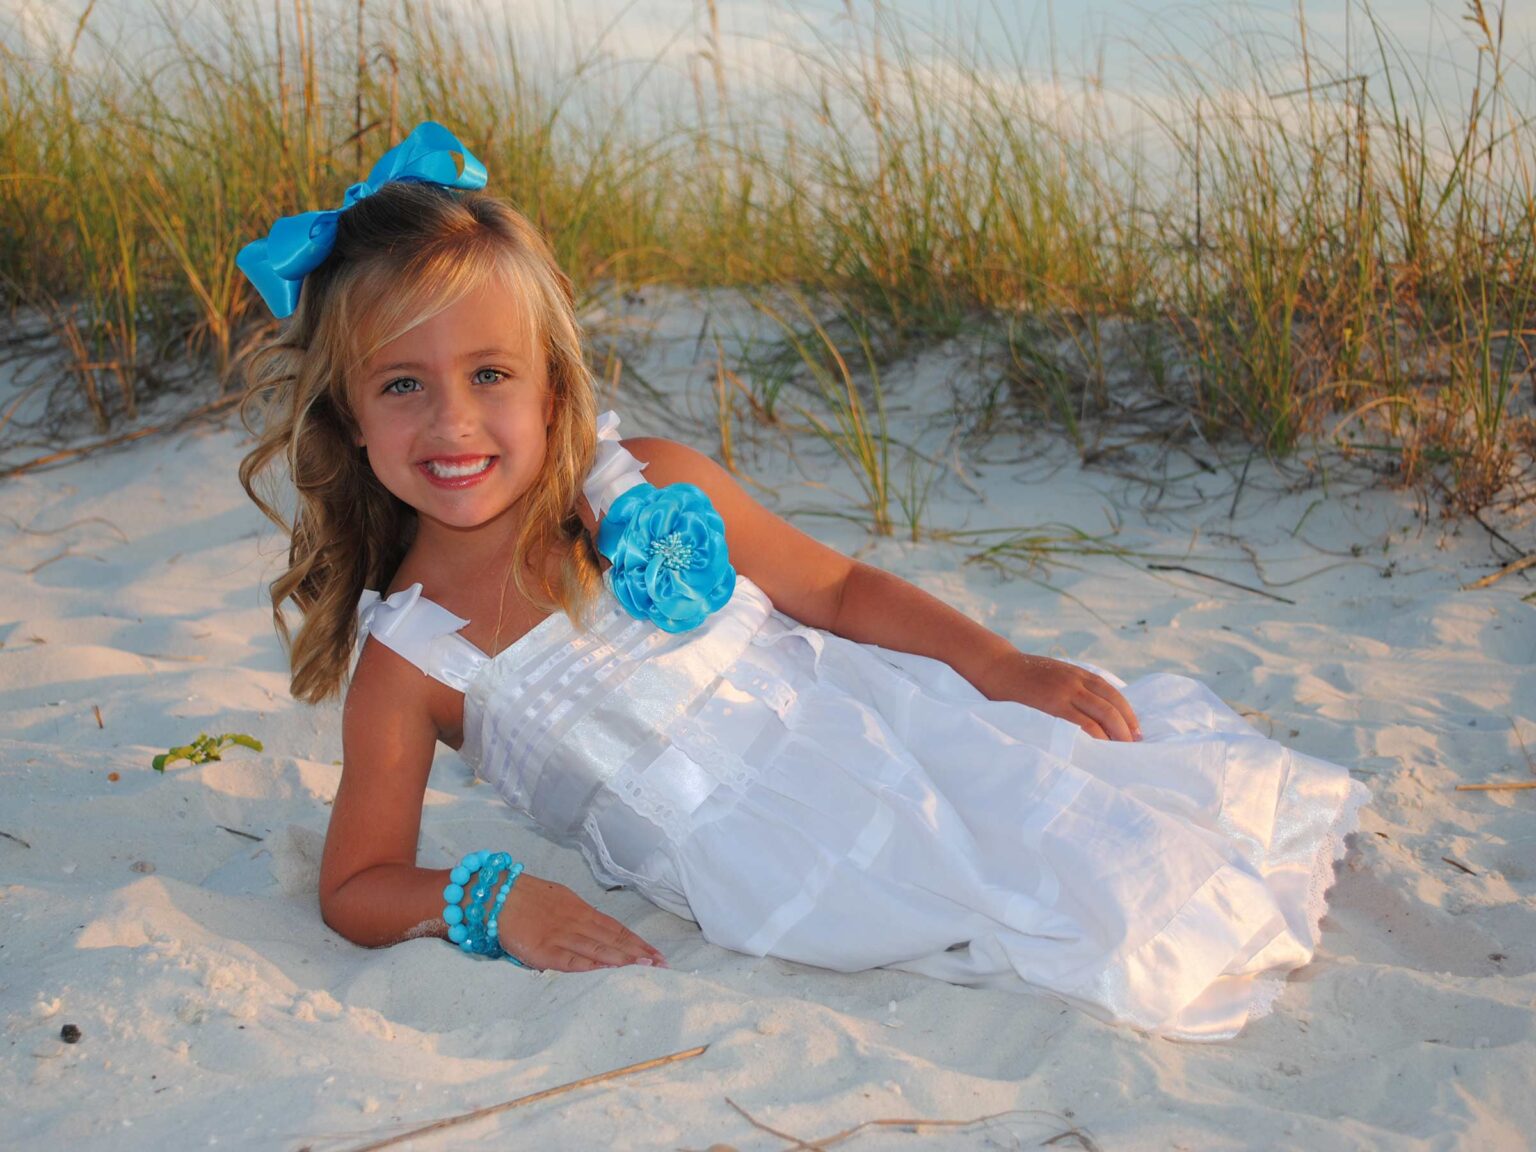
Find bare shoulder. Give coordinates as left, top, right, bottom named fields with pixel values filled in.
left=619, top=435, right=751, bottom=528
left=348, top=629, right=466, bottom=746
left=619, top=435, right=721, bottom=485
left=346, top=634, right=434, bottom=728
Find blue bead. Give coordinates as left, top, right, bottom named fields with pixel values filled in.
left=441, top=851, right=528, bottom=966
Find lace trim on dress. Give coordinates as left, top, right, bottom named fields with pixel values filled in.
left=1237, top=775, right=1369, bottom=1031
left=605, top=708, right=768, bottom=839
left=607, top=758, right=698, bottom=844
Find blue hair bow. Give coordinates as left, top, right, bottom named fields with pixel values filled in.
left=236, top=121, right=488, bottom=318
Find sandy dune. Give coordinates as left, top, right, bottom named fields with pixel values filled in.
left=2, top=294, right=1532, bottom=1150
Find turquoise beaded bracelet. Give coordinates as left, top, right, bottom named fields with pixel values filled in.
left=442, top=850, right=530, bottom=968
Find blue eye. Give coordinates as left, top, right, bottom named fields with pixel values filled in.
left=474, top=368, right=507, bottom=385
left=383, top=377, right=422, bottom=395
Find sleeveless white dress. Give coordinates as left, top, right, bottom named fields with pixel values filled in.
left=358, top=414, right=1369, bottom=1041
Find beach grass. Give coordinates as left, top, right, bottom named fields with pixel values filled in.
left=1, top=0, right=1531, bottom=514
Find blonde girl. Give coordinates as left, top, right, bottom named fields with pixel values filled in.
left=239, top=124, right=1366, bottom=1038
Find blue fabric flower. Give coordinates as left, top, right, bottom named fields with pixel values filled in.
left=596, top=482, right=736, bottom=632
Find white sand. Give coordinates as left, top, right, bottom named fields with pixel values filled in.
left=2, top=293, right=1533, bottom=1150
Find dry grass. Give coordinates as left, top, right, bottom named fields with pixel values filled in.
left=1, top=0, right=1531, bottom=515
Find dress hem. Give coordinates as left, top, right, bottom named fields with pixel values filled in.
left=1215, top=773, right=1371, bottom=1038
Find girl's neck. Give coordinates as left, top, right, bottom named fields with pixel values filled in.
left=400, top=508, right=550, bottom=596
left=415, top=517, right=523, bottom=570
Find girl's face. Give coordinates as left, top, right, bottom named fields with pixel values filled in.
left=352, top=280, right=555, bottom=540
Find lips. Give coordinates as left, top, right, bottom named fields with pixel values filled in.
left=418, top=455, right=496, bottom=487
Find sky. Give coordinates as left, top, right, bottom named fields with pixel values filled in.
left=6, top=0, right=1530, bottom=82
left=4, top=0, right=1531, bottom=152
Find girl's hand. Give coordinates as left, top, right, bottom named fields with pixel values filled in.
left=985, top=652, right=1141, bottom=742
left=497, top=874, right=669, bottom=972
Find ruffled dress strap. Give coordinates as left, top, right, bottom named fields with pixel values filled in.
left=582, top=409, right=650, bottom=519
left=356, top=583, right=488, bottom=692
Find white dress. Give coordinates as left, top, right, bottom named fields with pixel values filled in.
left=357, top=415, right=1369, bottom=1041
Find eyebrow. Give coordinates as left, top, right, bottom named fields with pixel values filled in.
left=370, top=348, right=529, bottom=373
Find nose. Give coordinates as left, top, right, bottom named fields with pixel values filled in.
left=430, top=383, right=478, bottom=439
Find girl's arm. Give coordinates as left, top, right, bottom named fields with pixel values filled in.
left=626, top=437, right=1139, bottom=742
left=319, top=639, right=667, bottom=969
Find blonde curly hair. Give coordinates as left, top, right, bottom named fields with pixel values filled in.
left=238, top=183, right=601, bottom=703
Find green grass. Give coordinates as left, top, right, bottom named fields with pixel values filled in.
left=1, top=0, right=1532, bottom=514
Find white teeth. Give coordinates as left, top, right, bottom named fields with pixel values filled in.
left=424, top=457, right=492, bottom=479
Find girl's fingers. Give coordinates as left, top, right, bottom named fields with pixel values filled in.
left=578, top=935, right=660, bottom=969
left=567, top=937, right=628, bottom=968
left=1074, top=712, right=1108, bottom=741
left=1085, top=678, right=1140, bottom=741
left=1080, top=691, right=1135, bottom=742
left=550, top=948, right=601, bottom=972
left=535, top=935, right=659, bottom=972
left=585, top=913, right=667, bottom=965
left=536, top=923, right=665, bottom=971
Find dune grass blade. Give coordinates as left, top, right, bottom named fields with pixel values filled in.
left=755, top=293, right=893, bottom=535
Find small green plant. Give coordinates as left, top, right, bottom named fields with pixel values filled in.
left=152, top=732, right=263, bottom=772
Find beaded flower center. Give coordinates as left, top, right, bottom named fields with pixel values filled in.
left=648, top=530, right=695, bottom=572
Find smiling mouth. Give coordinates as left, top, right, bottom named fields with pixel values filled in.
left=419, top=456, right=496, bottom=484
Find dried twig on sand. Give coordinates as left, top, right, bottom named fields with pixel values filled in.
left=1146, top=563, right=1297, bottom=604
left=1456, top=718, right=1536, bottom=790
left=0, top=394, right=240, bottom=480
left=334, top=1045, right=708, bottom=1152
left=720, top=1098, right=1101, bottom=1152
left=1462, top=553, right=1536, bottom=591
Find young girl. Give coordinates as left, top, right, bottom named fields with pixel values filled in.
left=238, top=123, right=1368, bottom=1041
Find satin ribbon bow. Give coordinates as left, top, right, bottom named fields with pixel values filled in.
left=357, top=583, right=425, bottom=640
left=237, top=121, right=488, bottom=318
